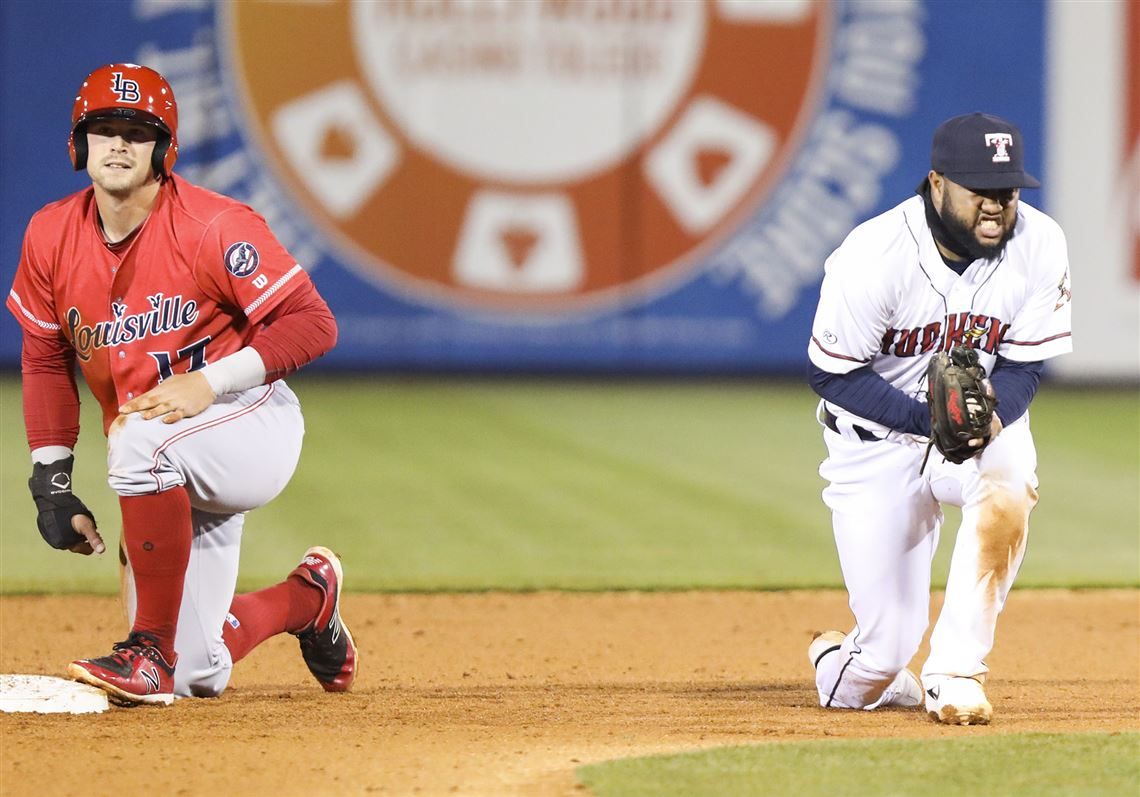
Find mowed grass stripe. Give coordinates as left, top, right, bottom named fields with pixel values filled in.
left=289, top=380, right=837, bottom=590
left=577, top=732, right=1140, bottom=797
left=1023, top=390, right=1140, bottom=581
left=1, top=377, right=1136, bottom=592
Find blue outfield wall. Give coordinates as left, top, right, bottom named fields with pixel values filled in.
left=0, top=1, right=1047, bottom=373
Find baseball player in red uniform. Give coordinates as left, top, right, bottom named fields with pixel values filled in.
left=8, top=63, right=357, bottom=705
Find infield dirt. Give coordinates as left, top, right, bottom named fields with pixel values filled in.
left=1, top=590, right=1137, bottom=796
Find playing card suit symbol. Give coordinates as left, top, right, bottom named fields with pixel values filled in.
left=320, top=125, right=357, bottom=162
left=695, top=147, right=732, bottom=189
left=500, top=226, right=539, bottom=270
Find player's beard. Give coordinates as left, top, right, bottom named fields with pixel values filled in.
left=88, top=145, right=159, bottom=199
left=938, top=192, right=1016, bottom=261
left=93, top=164, right=150, bottom=198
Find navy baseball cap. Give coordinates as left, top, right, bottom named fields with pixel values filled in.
left=931, top=112, right=1040, bottom=189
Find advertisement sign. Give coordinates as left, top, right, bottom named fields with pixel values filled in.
left=0, top=1, right=1061, bottom=373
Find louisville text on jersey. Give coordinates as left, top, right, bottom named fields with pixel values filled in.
left=66, top=293, right=199, bottom=362
left=879, top=312, right=1007, bottom=358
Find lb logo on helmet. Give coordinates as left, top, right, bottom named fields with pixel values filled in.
left=111, top=72, right=141, bottom=103
left=225, top=242, right=260, bottom=278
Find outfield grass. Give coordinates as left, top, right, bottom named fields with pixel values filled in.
left=577, top=732, right=1140, bottom=797
left=1, top=375, right=1136, bottom=593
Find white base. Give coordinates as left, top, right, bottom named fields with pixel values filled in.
left=0, top=674, right=109, bottom=714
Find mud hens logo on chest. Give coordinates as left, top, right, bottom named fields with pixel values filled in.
left=224, top=0, right=831, bottom=312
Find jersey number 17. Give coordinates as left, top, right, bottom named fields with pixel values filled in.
left=148, top=336, right=211, bottom=381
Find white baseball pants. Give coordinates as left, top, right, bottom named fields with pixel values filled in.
left=814, top=417, right=1038, bottom=709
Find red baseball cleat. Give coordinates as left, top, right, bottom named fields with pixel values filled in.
left=289, top=546, right=358, bottom=692
left=68, top=631, right=175, bottom=706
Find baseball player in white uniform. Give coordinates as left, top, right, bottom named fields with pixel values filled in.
left=805, top=113, right=1073, bottom=724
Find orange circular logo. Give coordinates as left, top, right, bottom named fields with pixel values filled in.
left=224, top=0, right=831, bottom=312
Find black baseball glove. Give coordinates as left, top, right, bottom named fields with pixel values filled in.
left=923, top=345, right=999, bottom=468
left=28, top=455, right=96, bottom=550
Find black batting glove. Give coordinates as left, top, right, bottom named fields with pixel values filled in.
left=28, top=456, right=96, bottom=550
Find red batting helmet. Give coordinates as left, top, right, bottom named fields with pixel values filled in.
left=69, top=63, right=179, bottom=177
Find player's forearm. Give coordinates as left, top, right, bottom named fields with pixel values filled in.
left=198, top=347, right=267, bottom=396
left=31, top=445, right=74, bottom=464
left=989, top=356, right=1043, bottom=425
left=200, top=285, right=336, bottom=395
left=808, top=362, right=930, bottom=435
left=248, top=282, right=337, bottom=381
left=21, top=332, right=81, bottom=450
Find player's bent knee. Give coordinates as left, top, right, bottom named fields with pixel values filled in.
left=981, top=481, right=1037, bottom=524
left=171, top=617, right=235, bottom=698
left=173, top=650, right=234, bottom=698
left=976, top=483, right=1035, bottom=562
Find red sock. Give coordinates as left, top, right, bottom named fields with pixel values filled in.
left=222, top=576, right=322, bottom=663
left=120, top=488, right=192, bottom=663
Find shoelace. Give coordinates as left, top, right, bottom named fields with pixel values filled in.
left=107, top=632, right=171, bottom=670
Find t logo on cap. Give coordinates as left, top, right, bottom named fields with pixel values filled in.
left=930, top=112, right=1039, bottom=189
left=984, top=133, right=1013, bottom=163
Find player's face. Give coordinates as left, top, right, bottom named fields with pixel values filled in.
left=933, top=174, right=1019, bottom=260
left=85, top=118, right=159, bottom=197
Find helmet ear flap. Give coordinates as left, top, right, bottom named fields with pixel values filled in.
left=71, top=121, right=88, bottom=171
left=152, top=134, right=171, bottom=178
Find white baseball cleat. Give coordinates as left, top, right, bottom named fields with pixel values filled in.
left=808, top=630, right=922, bottom=709
left=867, top=667, right=923, bottom=709
left=924, top=676, right=993, bottom=725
